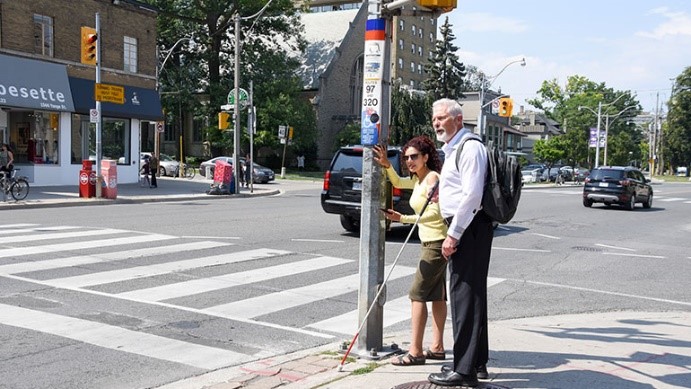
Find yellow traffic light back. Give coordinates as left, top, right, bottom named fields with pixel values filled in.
left=218, top=112, right=230, bottom=129
left=498, top=97, right=513, bottom=117
left=417, top=0, right=457, bottom=11
left=80, top=26, right=97, bottom=65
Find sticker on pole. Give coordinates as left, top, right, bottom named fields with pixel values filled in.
left=90, top=109, right=100, bottom=123
left=360, top=18, right=385, bottom=146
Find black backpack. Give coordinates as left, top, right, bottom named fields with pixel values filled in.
left=455, top=137, right=522, bottom=224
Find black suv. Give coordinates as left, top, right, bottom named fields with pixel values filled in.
left=321, top=146, right=414, bottom=232
left=582, top=166, right=653, bottom=210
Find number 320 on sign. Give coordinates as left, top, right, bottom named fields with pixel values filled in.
left=363, top=98, right=379, bottom=106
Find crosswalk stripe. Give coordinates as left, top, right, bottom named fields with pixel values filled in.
left=44, top=248, right=291, bottom=288
left=204, top=265, right=417, bottom=319
left=0, top=223, right=39, bottom=228
left=0, top=225, right=80, bottom=236
left=0, top=234, right=177, bottom=259
left=0, top=240, right=233, bottom=275
left=0, top=228, right=129, bottom=244
left=118, top=256, right=352, bottom=301
left=658, top=197, right=686, bottom=202
left=0, top=303, right=247, bottom=370
left=307, top=277, right=507, bottom=334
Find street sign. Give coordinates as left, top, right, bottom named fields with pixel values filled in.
left=227, top=88, right=249, bottom=109
left=220, top=104, right=233, bottom=111
left=90, top=108, right=100, bottom=123
left=156, top=121, right=165, bottom=133
left=278, top=125, right=287, bottom=139
left=95, top=83, right=125, bottom=104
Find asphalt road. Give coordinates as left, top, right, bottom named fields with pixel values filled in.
left=0, top=180, right=689, bottom=388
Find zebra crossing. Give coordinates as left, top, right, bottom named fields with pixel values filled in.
left=0, top=223, right=505, bottom=373
left=530, top=188, right=691, bottom=203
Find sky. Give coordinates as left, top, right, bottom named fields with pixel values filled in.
left=444, top=1, right=691, bottom=115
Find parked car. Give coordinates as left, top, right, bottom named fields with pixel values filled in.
left=582, top=166, right=653, bottom=210
left=199, top=156, right=275, bottom=184
left=321, top=146, right=414, bottom=232
left=542, top=167, right=572, bottom=182
left=140, top=152, right=183, bottom=177
left=521, top=168, right=541, bottom=184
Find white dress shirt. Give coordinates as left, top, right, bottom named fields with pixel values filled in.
left=439, top=128, right=488, bottom=239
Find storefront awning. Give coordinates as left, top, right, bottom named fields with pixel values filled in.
left=69, top=77, right=163, bottom=121
left=0, top=54, right=75, bottom=111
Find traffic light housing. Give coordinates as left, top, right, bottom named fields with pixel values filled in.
left=80, top=26, right=97, bottom=65
left=218, top=112, right=230, bottom=129
left=498, top=97, right=513, bottom=117
left=417, top=0, right=457, bottom=11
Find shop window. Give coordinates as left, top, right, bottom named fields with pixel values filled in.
left=6, top=111, right=59, bottom=164
left=124, top=36, right=138, bottom=73
left=33, top=14, right=53, bottom=57
left=70, top=115, right=130, bottom=164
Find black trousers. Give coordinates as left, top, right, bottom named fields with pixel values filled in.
left=448, top=211, right=494, bottom=375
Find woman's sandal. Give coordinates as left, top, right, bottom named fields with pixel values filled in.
left=391, top=352, right=426, bottom=366
left=422, top=349, right=446, bottom=360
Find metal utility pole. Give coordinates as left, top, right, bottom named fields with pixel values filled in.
left=247, top=80, right=254, bottom=192
left=233, top=13, right=241, bottom=193
left=356, top=0, right=390, bottom=356
left=94, top=12, right=102, bottom=198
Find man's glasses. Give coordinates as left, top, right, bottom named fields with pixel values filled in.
left=403, top=153, right=420, bottom=161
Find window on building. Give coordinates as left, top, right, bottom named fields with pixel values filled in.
left=429, top=32, right=434, bottom=43
left=418, top=47, right=423, bottom=57
left=418, top=28, right=423, bottom=38
left=410, top=61, right=415, bottom=72
left=398, top=58, right=403, bottom=69
left=33, top=14, right=53, bottom=56
left=124, top=36, right=138, bottom=73
left=411, top=43, right=415, bottom=54
left=410, top=80, right=415, bottom=88
left=193, top=116, right=205, bottom=142
left=411, top=25, right=416, bottom=35
left=6, top=111, right=59, bottom=164
left=399, top=39, right=404, bottom=49
left=399, top=20, right=404, bottom=30
left=418, top=64, right=422, bottom=74
left=70, top=115, right=130, bottom=165
left=350, top=55, right=364, bottom=115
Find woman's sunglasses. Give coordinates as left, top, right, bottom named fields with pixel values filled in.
left=403, top=153, right=420, bottom=161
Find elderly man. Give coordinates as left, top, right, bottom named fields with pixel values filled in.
left=427, top=98, right=493, bottom=387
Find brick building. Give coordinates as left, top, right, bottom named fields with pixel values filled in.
left=0, top=0, right=162, bottom=186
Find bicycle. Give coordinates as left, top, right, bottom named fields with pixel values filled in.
left=1, top=168, right=30, bottom=201
left=173, top=163, right=196, bottom=179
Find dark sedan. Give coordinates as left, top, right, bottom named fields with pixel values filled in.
left=582, top=166, right=653, bottom=210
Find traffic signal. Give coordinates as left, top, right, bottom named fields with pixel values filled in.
left=289, top=126, right=294, bottom=140
left=80, top=26, right=97, bottom=65
left=498, top=97, right=513, bottom=117
left=417, top=0, right=457, bottom=11
left=218, top=112, right=230, bottom=129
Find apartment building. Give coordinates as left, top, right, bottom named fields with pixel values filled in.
left=0, top=0, right=162, bottom=186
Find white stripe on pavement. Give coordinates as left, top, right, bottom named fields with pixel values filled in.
left=0, top=303, right=247, bottom=370
left=0, top=228, right=128, bottom=244
left=44, top=248, right=291, bottom=288
left=308, top=277, right=507, bottom=334
left=0, top=234, right=177, bottom=259
left=205, top=265, right=417, bottom=319
left=0, top=225, right=80, bottom=235
left=118, top=256, right=352, bottom=301
left=658, top=197, right=686, bottom=202
left=0, top=240, right=233, bottom=275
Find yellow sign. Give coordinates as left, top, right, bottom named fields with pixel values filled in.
left=95, top=83, right=125, bottom=104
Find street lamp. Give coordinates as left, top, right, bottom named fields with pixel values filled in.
left=156, top=37, right=193, bottom=92
left=578, top=93, right=626, bottom=167
left=602, top=105, right=637, bottom=166
left=477, top=58, right=526, bottom=141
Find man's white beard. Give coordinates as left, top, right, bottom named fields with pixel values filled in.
left=436, top=130, right=452, bottom=143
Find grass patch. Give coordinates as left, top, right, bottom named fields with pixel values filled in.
left=278, top=171, right=324, bottom=181
left=351, top=362, right=380, bottom=375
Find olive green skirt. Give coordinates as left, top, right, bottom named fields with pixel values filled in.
left=408, top=239, right=447, bottom=302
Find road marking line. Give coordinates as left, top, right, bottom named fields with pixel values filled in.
left=532, top=233, right=561, bottom=240
left=0, top=234, right=177, bottom=259
left=508, top=279, right=690, bottom=307
left=291, top=239, right=344, bottom=243
left=0, top=303, right=248, bottom=370
left=3, top=273, right=334, bottom=339
left=308, top=277, right=506, bottom=334
left=492, top=247, right=551, bottom=253
left=595, top=243, right=636, bottom=252
left=602, top=252, right=666, bottom=259
left=0, top=228, right=129, bottom=244
left=43, top=248, right=291, bottom=288
left=205, top=265, right=416, bottom=319
left=118, top=256, right=352, bottom=301
left=0, top=225, right=79, bottom=236
left=181, top=235, right=242, bottom=240
left=658, top=197, right=685, bottom=202
left=0, top=223, right=39, bottom=228
left=0, top=241, right=232, bottom=275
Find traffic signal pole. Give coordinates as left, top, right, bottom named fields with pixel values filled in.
left=94, top=13, right=102, bottom=197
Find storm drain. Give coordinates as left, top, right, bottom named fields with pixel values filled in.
left=571, top=246, right=603, bottom=252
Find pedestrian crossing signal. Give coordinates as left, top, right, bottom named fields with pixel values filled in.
left=80, top=26, right=97, bottom=65
left=498, top=97, right=513, bottom=117
left=218, top=112, right=230, bottom=129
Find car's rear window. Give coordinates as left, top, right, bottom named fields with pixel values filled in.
left=590, top=169, right=625, bottom=180
left=331, top=149, right=402, bottom=174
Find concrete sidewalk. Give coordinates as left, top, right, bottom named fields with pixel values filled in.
left=162, top=310, right=690, bottom=389
left=0, top=175, right=280, bottom=209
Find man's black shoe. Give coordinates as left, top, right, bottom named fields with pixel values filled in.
left=477, top=364, right=489, bottom=380
left=428, top=370, right=478, bottom=387
left=441, top=364, right=489, bottom=380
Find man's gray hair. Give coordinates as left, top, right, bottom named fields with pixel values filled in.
left=433, top=98, right=463, bottom=117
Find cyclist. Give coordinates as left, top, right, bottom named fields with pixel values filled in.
left=0, top=143, right=14, bottom=178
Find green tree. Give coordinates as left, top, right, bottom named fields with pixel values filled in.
left=528, top=75, right=641, bottom=168
left=145, top=0, right=316, bottom=164
left=422, top=17, right=466, bottom=101
left=533, top=137, right=566, bottom=168
left=390, top=81, right=433, bottom=145
left=665, top=66, right=691, bottom=173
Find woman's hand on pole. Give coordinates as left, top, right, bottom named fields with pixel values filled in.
left=372, top=145, right=391, bottom=169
